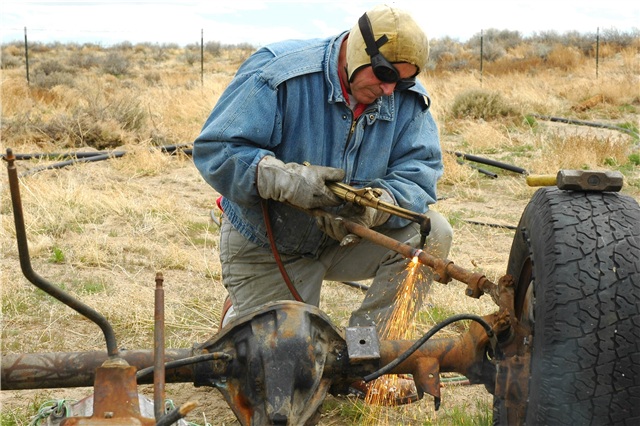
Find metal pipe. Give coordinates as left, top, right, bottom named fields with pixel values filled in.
left=153, top=272, right=166, bottom=421
left=4, top=148, right=119, bottom=357
left=326, top=181, right=432, bottom=240
left=451, top=151, right=528, bottom=175
left=339, top=216, right=498, bottom=297
left=0, top=349, right=194, bottom=390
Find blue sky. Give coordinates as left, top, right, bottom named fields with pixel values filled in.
left=1, top=0, right=638, bottom=47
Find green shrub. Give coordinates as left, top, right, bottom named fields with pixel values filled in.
left=451, top=89, right=517, bottom=120
left=1, top=52, right=22, bottom=69
left=31, top=70, right=75, bottom=89
left=102, top=52, right=130, bottom=76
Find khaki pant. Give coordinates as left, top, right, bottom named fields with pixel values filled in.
left=219, top=210, right=452, bottom=329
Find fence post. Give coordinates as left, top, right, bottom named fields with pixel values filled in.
left=595, top=27, right=600, bottom=79
left=200, top=29, right=204, bottom=86
left=479, top=29, right=483, bottom=85
left=24, top=26, right=30, bottom=85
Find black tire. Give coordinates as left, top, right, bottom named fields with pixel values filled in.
left=495, top=187, right=640, bottom=425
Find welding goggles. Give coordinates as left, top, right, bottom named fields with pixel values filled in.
left=356, top=13, right=417, bottom=91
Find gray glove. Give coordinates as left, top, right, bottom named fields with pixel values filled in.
left=316, top=189, right=394, bottom=246
left=256, top=156, right=345, bottom=209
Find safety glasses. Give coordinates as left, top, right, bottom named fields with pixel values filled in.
left=357, top=13, right=416, bottom=91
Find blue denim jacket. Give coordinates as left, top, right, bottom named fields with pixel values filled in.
left=193, top=32, right=443, bottom=257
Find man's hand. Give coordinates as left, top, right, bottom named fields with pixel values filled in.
left=316, top=189, right=393, bottom=246
left=256, top=156, right=345, bottom=209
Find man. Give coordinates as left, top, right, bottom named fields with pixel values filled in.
left=193, top=4, right=452, bottom=405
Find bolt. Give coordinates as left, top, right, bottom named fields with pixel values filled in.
left=104, top=412, right=114, bottom=419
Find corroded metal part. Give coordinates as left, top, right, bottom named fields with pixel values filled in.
left=1, top=349, right=193, bottom=390
left=61, top=357, right=155, bottom=426
left=5, top=148, right=119, bottom=356
left=193, top=301, right=348, bottom=426
left=336, top=217, right=499, bottom=299
left=2, top=300, right=527, bottom=425
left=154, top=272, right=166, bottom=421
left=377, top=313, right=499, bottom=398
left=345, top=326, right=380, bottom=362
left=193, top=302, right=505, bottom=424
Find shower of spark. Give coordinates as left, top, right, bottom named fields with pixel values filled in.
left=364, top=254, right=428, bottom=409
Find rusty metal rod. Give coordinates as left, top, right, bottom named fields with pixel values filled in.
left=308, top=208, right=497, bottom=297
left=4, top=148, right=119, bottom=357
left=0, top=349, right=194, bottom=390
left=154, top=272, right=166, bottom=421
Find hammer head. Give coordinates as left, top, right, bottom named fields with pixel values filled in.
left=557, top=170, right=624, bottom=192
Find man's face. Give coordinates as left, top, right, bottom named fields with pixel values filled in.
left=349, top=62, right=418, bottom=105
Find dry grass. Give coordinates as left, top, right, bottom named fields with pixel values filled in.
left=1, top=39, right=639, bottom=425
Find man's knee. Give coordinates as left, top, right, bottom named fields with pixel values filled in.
left=425, top=210, right=452, bottom=259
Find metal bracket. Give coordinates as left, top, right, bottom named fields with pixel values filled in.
left=345, top=326, right=381, bottom=362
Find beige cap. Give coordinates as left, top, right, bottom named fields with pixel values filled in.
left=346, top=4, right=429, bottom=81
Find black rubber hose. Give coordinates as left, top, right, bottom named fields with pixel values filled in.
left=13, top=145, right=193, bottom=177
left=457, top=160, right=499, bottom=178
left=135, top=352, right=232, bottom=380
left=531, top=114, right=640, bottom=138
left=2, top=144, right=193, bottom=161
left=7, top=151, right=114, bottom=161
left=450, top=151, right=528, bottom=175
left=363, top=313, right=494, bottom=382
left=19, top=152, right=126, bottom=177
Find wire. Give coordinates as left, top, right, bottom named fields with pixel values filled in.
left=28, top=399, right=76, bottom=426
left=135, top=352, right=232, bottom=380
left=261, top=199, right=304, bottom=302
left=363, top=314, right=494, bottom=382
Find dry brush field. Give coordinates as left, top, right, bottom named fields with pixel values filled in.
left=1, top=37, right=639, bottom=425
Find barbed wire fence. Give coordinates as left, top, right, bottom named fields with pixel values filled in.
left=3, top=26, right=638, bottom=87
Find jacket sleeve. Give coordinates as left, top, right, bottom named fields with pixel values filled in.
left=193, top=49, right=282, bottom=206
left=369, top=99, right=443, bottom=229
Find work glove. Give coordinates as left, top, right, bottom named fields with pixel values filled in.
left=256, top=156, right=345, bottom=209
left=316, top=188, right=393, bottom=246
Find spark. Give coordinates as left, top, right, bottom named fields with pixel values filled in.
left=363, top=255, right=428, bottom=412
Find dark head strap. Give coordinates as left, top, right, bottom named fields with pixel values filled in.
left=358, top=13, right=388, bottom=57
